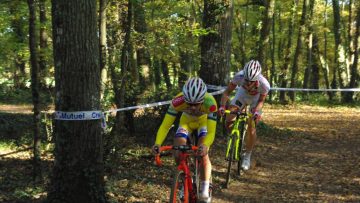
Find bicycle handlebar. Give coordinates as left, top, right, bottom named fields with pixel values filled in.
left=154, top=145, right=199, bottom=166
left=220, top=109, right=251, bottom=122
left=224, top=109, right=249, bottom=116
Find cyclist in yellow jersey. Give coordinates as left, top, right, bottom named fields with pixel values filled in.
left=152, top=77, right=217, bottom=202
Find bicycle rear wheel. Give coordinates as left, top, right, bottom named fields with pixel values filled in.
left=225, top=135, right=236, bottom=188
left=237, top=121, right=247, bottom=175
left=170, top=170, right=188, bottom=203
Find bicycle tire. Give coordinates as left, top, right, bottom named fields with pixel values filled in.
left=191, top=154, right=199, bottom=197
left=170, top=170, right=188, bottom=203
left=225, top=135, right=236, bottom=188
left=237, top=121, right=247, bottom=175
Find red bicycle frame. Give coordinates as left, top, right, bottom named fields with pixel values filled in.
left=155, top=145, right=199, bottom=203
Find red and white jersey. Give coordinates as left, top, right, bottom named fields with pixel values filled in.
left=231, top=70, right=270, bottom=96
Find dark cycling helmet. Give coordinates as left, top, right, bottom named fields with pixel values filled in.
left=243, top=60, right=262, bottom=81
left=182, top=77, right=207, bottom=103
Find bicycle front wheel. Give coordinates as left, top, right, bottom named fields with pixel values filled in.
left=237, top=121, right=247, bottom=175
left=170, top=170, right=188, bottom=203
left=225, top=135, right=236, bottom=188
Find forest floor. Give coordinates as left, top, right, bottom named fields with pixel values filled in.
left=1, top=104, right=360, bottom=202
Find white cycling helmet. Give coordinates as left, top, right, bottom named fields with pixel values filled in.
left=243, top=60, right=262, bottom=81
left=182, top=77, right=207, bottom=103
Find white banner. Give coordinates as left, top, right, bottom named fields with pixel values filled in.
left=54, top=111, right=103, bottom=120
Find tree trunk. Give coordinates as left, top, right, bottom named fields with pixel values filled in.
left=332, top=0, right=348, bottom=101
left=344, top=5, right=360, bottom=102
left=179, top=51, right=191, bottom=87
left=105, top=2, right=127, bottom=156
left=48, top=0, right=105, bottom=202
left=279, top=0, right=298, bottom=103
left=200, top=0, right=233, bottom=85
left=311, top=34, right=320, bottom=89
left=99, top=0, right=107, bottom=101
left=347, top=0, right=354, bottom=75
left=134, top=0, right=151, bottom=89
left=323, top=0, right=333, bottom=100
left=9, top=3, right=27, bottom=88
left=161, top=60, right=172, bottom=90
left=38, top=0, right=48, bottom=89
left=277, top=8, right=284, bottom=63
left=269, top=10, right=276, bottom=101
left=303, top=0, right=315, bottom=99
left=242, top=0, right=250, bottom=65
left=233, top=6, right=247, bottom=67
left=27, top=0, right=42, bottom=182
left=121, top=0, right=136, bottom=134
left=257, top=0, right=275, bottom=78
left=289, top=0, right=309, bottom=102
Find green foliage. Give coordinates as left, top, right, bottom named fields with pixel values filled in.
left=0, top=112, right=33, bottom=146
left=0, top=86, right=53, bottom=105
left=13, top=187, right=44, bottom=199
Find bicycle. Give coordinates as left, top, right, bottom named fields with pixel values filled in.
left=155, top=145, right=202, bottom=203
left=221, top=109, right=252, bottom=188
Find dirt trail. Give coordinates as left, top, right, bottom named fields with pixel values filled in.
left=211, top=105, right=360, bottom=202
left=1, top=104, right=359, bottom=202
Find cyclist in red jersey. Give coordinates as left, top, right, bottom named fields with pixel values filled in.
left=152, top=77, right=217, bottom=202
left=219, top=60, right=270, bottom=171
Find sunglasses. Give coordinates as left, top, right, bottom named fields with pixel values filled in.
left=186, top=102, right=202, bottom=106
left=245, top=79, right=256, bottom=83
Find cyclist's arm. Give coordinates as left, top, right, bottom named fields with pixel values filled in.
left=220, top=82, right=237, bottom=106
left=202, top=113, right=217, bottom=147
left=155, top=107, right=177, bottom=145
left=253, top=93, right=267, bottom=112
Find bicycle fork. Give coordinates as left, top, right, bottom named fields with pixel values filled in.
left=179, top=162, right=197, bottom=203
left=226, top=130, right=240, bottom=161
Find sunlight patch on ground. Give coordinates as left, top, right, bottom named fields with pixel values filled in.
left=0, top=145, right=33, bottom=160
left=0, top=104, right=33, bottom=114
left=353, top=178, right=360, bottom=184
left=318, top=192, right=360, bottom=202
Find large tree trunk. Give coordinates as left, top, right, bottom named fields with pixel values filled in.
left=257, top=0, right=275, bottom=78
left=289, top=0, right=309, bottom=102
left=27, top=0, right=41, bottom=182
left=279, top=0, right=298, bottom=103
left=48, top=0, right=105, bottom=202
left=200, top=0, right=233, bottom=85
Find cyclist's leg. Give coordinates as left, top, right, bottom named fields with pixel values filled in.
left=227, top=91, right=246, bottom=132
left=241, top=97, right=262, bottom=170
left=173, top=114, right=192, bottom=163
left=195, top=113, right=213, bottom=200
left=198, top=135, right=211, bottom=200
left=246, top=96, right=262, bottom=152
